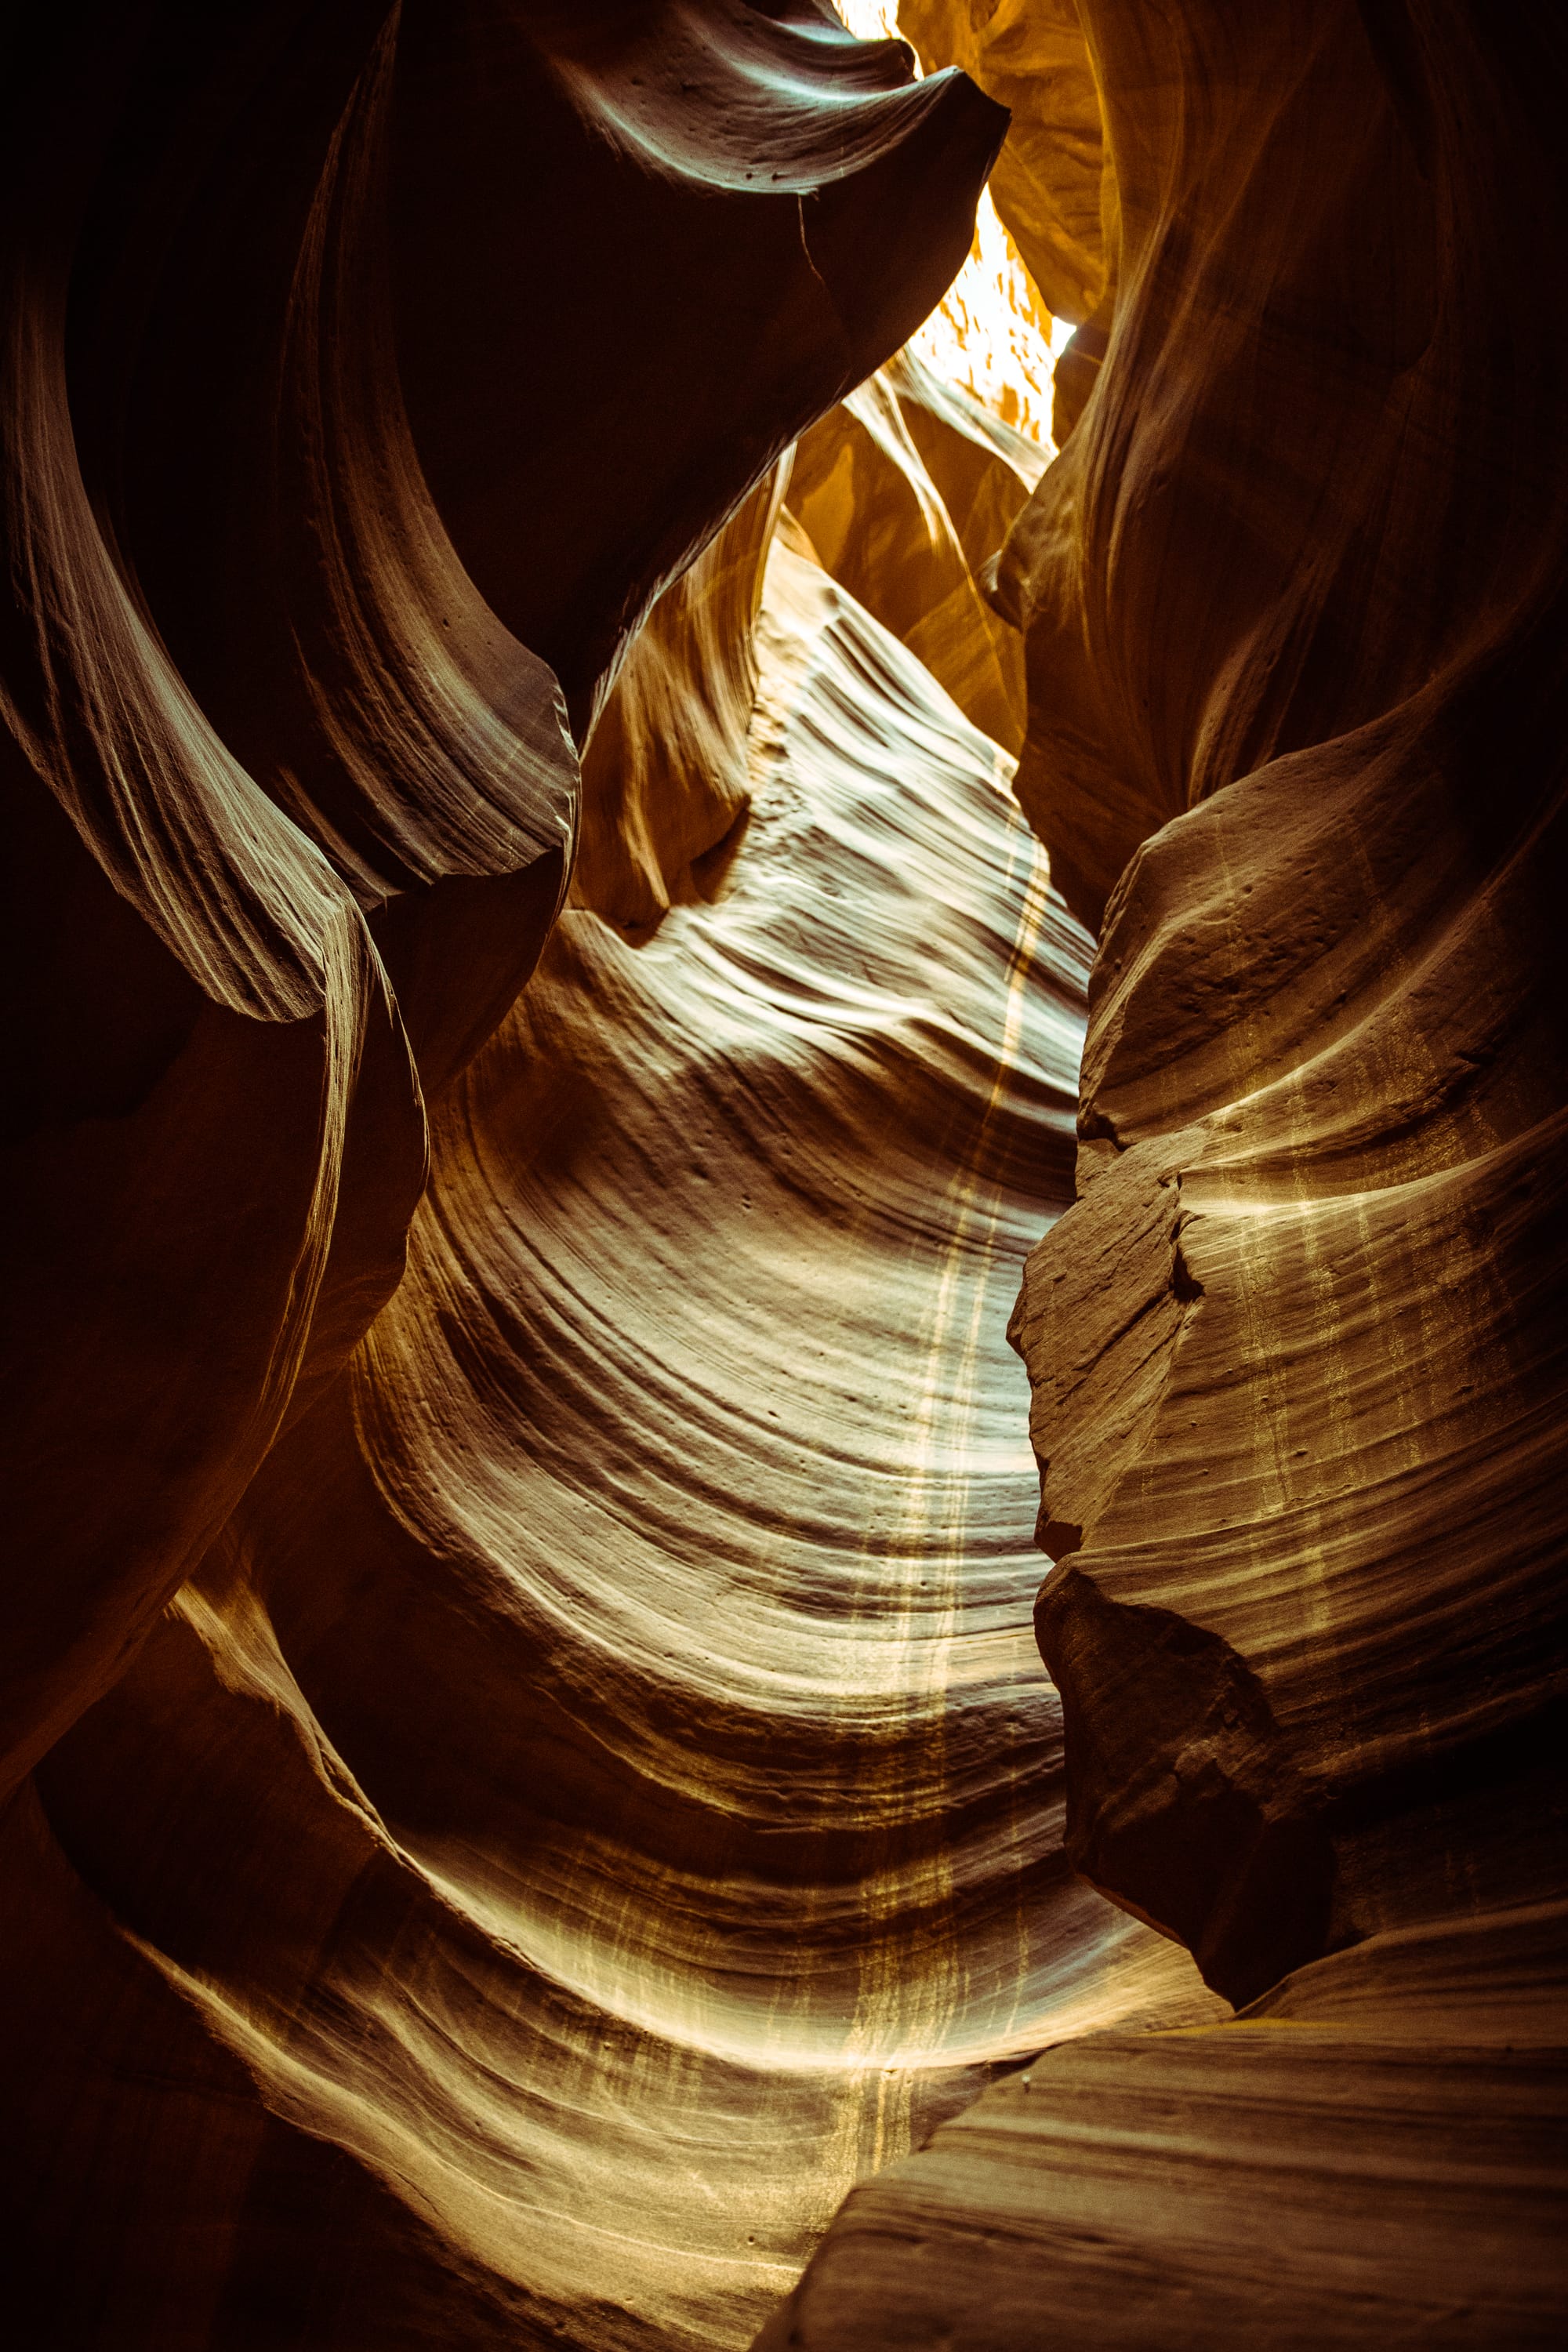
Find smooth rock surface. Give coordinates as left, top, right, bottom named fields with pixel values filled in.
left=2, top=6, right=1156, bottom=2340
left=8, top=2, right=1565, bottom=2343
left=0, top=0, right=1002, bottom=1834
left=760, top=1907, right=1568, bottom=2350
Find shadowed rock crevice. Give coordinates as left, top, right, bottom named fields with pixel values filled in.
left=1036, top=1564, right=1340, bottom=2009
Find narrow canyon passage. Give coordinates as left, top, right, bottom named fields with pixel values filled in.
left=2, top=2, right=1564, bottom=2347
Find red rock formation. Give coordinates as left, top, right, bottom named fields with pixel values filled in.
left=0, top=0, right=1003, bottom=1805
left=896, top=0, right=1116, bottom=437
left=1014, top=0, right=1568, bottom=1996
left=897, top=0, right=1106, bottom=328
left=4, top=490, right=1227, bottom=2339
left=786, top=350, right=1044, bottom=751
left=760, top=1913, right=1568, bottom=2348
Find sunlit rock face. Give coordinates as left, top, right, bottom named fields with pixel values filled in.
left=0, top=0, right=1004, bottom=1806
left=0, top=3, right=1229, bottom=2343
left=768, top=1, right=1568, bottom=2343
left=786, top=351, right=1044, bottom=752
left=14, top=521, right=1225, bottom=2346
left=897, top=0, right=1106, bottom=329
left=2, top=0, right=1007, bottom=1807
left=837, top=2, right=1064, bottom=444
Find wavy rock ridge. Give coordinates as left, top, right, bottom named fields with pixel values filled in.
left=14, top=521, right=1214, bottom=2347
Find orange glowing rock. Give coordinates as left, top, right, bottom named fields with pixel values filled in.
left=787, top=350, right=1044, bottom=750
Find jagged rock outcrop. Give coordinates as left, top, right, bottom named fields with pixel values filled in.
left=1012, top=0, right=1568, bottom=1985
left=764, top=1, right=1568, bottom=2342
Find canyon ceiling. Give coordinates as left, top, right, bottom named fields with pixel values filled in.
left=1, top=3, right=1563, bottom=2348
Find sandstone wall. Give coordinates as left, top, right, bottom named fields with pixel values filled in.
left=765, top=2, right=1568, bottom=2340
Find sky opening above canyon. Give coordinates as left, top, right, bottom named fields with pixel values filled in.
left=835, top=2, right=1069, bottom=443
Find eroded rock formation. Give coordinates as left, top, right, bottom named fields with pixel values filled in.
left=0, top=0, right=1003, bottom=1820
left=897, top=0, right=1116, bottom=437
left=786, top=350, right=1043, bottom=752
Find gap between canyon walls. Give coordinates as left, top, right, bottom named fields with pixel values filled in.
left=1, top=5, right=1221, bottom=2348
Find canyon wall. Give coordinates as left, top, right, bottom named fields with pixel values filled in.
left=764, top=0, right=1568, bottom=2343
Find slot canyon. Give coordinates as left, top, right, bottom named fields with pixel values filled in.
left=1, top=1, right=1563, bottom=2344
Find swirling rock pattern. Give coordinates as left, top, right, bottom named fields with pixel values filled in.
left=773, top=0, right=1568, bottom=2342
left=1, top=0, right=1007, bottom=1794
left=5, top=524, right=1218, bottom=2340
left=9, top=0, right=1565, bottom=2343
left=2, top=3, right=1226, bottom=2325
left=761, top=1904, right=1568, bottom=2350
left=573, top=466, right=788, bottom=939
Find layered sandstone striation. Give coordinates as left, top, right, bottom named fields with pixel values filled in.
left=0, top=0, right=1004, bottom=1828
left=18, top=517, right=1233, bottom=2344
left=766, top=0, right=1568, bottom=2342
